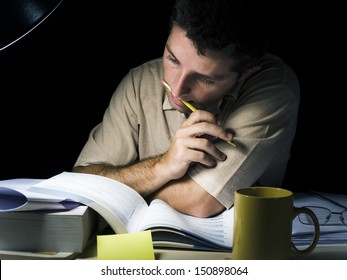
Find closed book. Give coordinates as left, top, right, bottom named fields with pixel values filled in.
left=0, top=205, right=98, bottom=253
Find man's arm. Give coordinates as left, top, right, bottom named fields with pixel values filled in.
left=73, top=163, right=225, bottom=217
left=73, top=110, right=231, bottom=217
left=73, top=155, right=170, bottom=197
left=147, top=175, right=225, bottom=218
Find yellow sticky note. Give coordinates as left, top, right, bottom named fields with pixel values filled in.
left=97, top=230, right=155, bottom=260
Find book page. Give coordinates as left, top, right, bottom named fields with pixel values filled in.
left=30, top=172, right=148, bottom=233
left=293, top=192, right=347, bottom=234
left=134, top=199, right=233, bottom=249
left=292, top=191, right=347, bottom=247
left=0, top=178, right=80, bottom=211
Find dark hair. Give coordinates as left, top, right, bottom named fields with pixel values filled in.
left=170, top=0, right=269, bottom=74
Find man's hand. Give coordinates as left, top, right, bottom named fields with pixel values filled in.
left=158, top=110, right=232, bottom=181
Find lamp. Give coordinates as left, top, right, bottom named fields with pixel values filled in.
left=0, top=0, right=63, bottom=51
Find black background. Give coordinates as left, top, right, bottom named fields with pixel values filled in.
left=0, top=1, right=338, bottom=193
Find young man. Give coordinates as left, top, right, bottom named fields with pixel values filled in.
left=73, top=0, right=300, bottom=218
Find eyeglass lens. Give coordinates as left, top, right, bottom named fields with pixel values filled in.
left=299, top=207, right=347, bottom=226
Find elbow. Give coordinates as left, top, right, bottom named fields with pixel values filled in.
left=186, top=197, right=225, bottom=218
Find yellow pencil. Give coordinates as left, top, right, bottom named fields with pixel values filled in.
left=161, top=79, right=236, bottom=148
left=161, top=79, right=172, bottom=93
left=180, top=99, right=197, bottom=112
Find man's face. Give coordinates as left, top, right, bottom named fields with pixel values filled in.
left=163, top=25, right=240, bottom=114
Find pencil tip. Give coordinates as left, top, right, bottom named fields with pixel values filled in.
left=227, top=141, right=237, bottom=148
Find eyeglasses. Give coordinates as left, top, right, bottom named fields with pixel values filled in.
left=299, top=206, right=347, bottom=226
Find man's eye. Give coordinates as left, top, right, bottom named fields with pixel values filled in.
left=198, top=76, right=214, bottom=85
left=167, top=55, right=179, bottom=65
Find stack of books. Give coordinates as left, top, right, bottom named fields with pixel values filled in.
left=0, top=178, right=99, bottom=258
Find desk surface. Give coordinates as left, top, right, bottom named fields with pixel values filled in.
left=1, top=245, right=346, bottom=260
left=1, top=230, right=347, bottom=260
left=76, top=241, right=347, bottom=260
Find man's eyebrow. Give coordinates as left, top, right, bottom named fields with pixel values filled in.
left=165, top=44, right=226, bottom=81
left=195, top=72, right=224, bottom=81
left=165, top=44, right=177, bottom=60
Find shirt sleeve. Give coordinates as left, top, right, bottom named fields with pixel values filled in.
left=188, top=61, right=300, bottom=209
left=74, top=71, right=140, bottom=167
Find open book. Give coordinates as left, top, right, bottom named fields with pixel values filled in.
left=29, top=172, right=233, bottom=251
left=0, top=178, right=81, bottom=212
left=292, top=191, right=347, bottom=247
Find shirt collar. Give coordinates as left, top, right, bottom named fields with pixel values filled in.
left=163, top=93, right=173, bottom=111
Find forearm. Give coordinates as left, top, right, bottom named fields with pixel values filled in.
left=73, top=155, right=171, bottom=197
left=148, top=175, right=225, bottom=217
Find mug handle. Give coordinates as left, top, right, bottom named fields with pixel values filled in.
left=291, top=207, right=320, bottom=256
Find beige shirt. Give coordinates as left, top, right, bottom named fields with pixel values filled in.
left=74, top=53, right=300, bottom=209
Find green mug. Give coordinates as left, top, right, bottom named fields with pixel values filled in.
left=232, top=187, right=320, bottom=259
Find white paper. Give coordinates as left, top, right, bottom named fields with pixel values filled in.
left=0, top=178, right=80, bottom=211
left=30, top=172, right=148, bottom=234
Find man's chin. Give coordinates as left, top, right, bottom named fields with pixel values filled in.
left=176, top=107, right=190, bottom=114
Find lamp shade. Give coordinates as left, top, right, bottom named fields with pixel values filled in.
left=0, top=0, right=63, bottom=51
